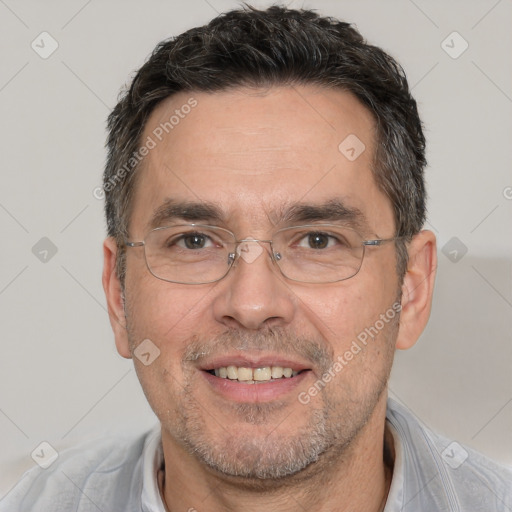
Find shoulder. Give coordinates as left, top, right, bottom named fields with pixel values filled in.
left=386, top=398, right=512, bottom=511
left=0, top=429, right=154, bottom=512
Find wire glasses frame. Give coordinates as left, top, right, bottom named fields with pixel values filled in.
left=125, top=223, right=399, bottom=285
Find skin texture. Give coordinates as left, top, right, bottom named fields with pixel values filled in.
left=103, top=85, right=437, bottom=511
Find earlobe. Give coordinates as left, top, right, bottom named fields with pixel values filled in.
left=102, top=237, right=132, bottom=359
left=395, top=230, right=437, bottom=350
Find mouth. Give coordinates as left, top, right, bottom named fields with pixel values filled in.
left=199, top=355, right=312, bottom=402
left=206, top=365, right=305, bottom=384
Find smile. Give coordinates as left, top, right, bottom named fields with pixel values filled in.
left=199, top=355, right=312, bottom=402
left=207, top=365, right=302, bottom=383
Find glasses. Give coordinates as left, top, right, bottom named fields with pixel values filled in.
left=125, top=224, right=398, bottom=285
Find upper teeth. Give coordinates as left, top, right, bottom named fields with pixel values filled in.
left=213, top=365, right=298, bottom=383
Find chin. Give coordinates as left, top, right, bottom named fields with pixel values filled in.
left=171, top=401, right=344, bottom=486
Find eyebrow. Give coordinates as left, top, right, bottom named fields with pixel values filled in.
left=279, top=199, right=369, bottom=232
left=147, top=199, right=226, bottom=232
left=146, top=197, right=369, bottom=233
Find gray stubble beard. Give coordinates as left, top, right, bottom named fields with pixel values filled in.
left=156, top=320, right=398, bottom=485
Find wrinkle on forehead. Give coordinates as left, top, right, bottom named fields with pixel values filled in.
left=130, top=85, right=393, bottom=238
left=146, top=85, right=374, bottom=159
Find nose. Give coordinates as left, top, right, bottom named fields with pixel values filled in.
left=211, top=240, right=296, bottom=330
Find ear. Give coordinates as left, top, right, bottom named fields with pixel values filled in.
left=395, top=230, right=437, bottom=350
left=102, top=237, right=131, bottom=359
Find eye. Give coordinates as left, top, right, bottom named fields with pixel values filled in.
left=175, top=233, right=214, bottom=250
left=298, top=232, right=339, bottom=250
left=296, top=231, right=350, bottom=250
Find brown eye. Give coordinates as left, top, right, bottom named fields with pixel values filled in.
left=308, top=233, right=329, bottom=249
left=183, top=234, right=208, bottom=249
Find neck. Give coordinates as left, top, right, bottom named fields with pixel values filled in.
left=160, top=395, right=394, bottom=512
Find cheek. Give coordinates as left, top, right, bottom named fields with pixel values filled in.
left=292, top=267, right=398, bottom=354
left=127, top=273, right=208, bottom=334
left=292, top=284, right=378, bottom=340
left=125, top=282, right=207, bottom=412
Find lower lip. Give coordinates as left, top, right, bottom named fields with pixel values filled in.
left=201, top=370, right=310, bottom=403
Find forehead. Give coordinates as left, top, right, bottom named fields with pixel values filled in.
left=130, top=85, right=393, bottom=236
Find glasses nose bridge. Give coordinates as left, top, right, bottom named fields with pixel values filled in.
left=230, top=237, right=278, bottom=267
left=236, top=237, right=273, bottom=244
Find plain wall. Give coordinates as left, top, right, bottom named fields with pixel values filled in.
left=1, top=0, right=511, bottom=497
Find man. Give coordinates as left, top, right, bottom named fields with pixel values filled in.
left=2, top=5, right=510, bottom=512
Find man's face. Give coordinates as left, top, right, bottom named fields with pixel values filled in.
left=119, top=85, right=402, bottom=479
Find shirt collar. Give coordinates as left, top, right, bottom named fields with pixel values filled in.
left=140, top=425, right=167, bottom=512
left=383, top=420, right=404, bottom=511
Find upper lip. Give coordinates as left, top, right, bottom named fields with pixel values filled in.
left=198, top=353, right=312, bottom=372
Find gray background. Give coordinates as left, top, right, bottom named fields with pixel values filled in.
left=1, top=0, right=511, bottom=497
